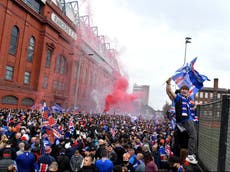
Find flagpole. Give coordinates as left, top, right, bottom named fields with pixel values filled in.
left=184, top=37, right=192, bottom=65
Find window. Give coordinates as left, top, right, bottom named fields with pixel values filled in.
left=5, top=66, right=14, bottom=80
left=24, top=72, right=30, bottom=84
left=210, top=93, right=213, bottom=98
left=8, top=26, right=19, bottom=55
left=60, top=57, right=66, bottom=74
left=43, top=76, right=48, bottom=88
left=217, top=93, right=221, bottom=99
left=58, top=82, right=62, bottom=90
left=199, top=92, right=203, bottom=98
left=53, top=80, right=58, bottom=89
left=27, top=37, right=35, bottom=62
left=55, top=55, right=61, bottom=73
left=22, top=0, right=42, bottom=14
left=2, top=95, right=18, bottom=105
left=61, top=82, right=64, bottom=90
left=55, top=55, right=67, bottom=74
left=205, top=92, right=208, bottom=98
left=45, top=49, right=52, bottom=68
left=21, top=98, right=34, bottom=106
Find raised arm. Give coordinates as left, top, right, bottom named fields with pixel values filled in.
left=166, top=77, right=176, bottom=100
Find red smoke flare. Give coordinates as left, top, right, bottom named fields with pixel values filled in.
left=104, top=76, right=141, bottom=113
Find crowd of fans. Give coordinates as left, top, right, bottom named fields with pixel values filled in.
left=0, top=108, right=201, bottom=172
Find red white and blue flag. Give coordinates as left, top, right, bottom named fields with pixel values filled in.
left=52, top=128, right=62, bottom=139
left=172, top=57, right=210, bottom=98
left=69, top=118, right=74, bottom=132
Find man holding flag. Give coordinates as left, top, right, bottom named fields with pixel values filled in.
left=165, top=57, right=210, bottom=164
left=166, top=78, right=198, bottom=164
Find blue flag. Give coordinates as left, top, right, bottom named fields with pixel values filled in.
left=51, top=104, right=63, bottom=113
left=172, top=57, right=210, bottom=97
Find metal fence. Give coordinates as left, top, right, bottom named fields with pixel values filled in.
left=197, top=94, right=230, bottom=172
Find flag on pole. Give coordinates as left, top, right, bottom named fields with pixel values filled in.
left=172, top=57, right=210, bottom=97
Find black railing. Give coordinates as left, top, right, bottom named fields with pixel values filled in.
left=197, top=94, right=230, bottom=172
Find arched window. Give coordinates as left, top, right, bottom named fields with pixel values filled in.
left=8, top=26, right=19, bottom=55
left=27, top=36, right=35, bottom=62
left=21, top=98, right=34, bottom=106
left=2, top=95, right=18, bottom=105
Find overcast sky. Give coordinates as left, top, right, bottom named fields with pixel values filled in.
left=78, top=0, right=230, bottom=110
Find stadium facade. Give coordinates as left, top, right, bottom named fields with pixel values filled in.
left=0, top=0, right=120, bottom=112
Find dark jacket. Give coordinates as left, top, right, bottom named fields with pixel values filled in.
left=56, top=154, right=70, bottom=172
left=38, top=154, right=55, bottom=166
left=78, top=165, right=99, bottom=172
left=69, top=154, right=83, bottom=172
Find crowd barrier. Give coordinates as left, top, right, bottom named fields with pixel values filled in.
left=197, top=94, right=230, bottom=172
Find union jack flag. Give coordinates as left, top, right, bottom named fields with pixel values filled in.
left=52, top=128, right=62, bottom=139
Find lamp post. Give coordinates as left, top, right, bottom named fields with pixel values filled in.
left=184, top=37, right=192, bottom=65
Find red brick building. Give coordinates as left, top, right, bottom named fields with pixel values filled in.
left=196, top=78, right=230, bottom=104
left=0, top=0, right=120, bottom=112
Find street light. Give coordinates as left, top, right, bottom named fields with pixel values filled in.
left=184, top=37, right=192, bottom=65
